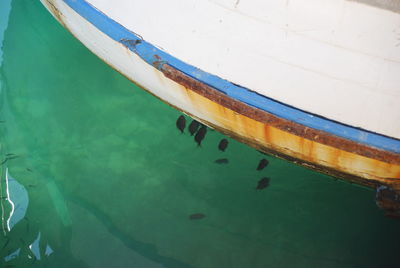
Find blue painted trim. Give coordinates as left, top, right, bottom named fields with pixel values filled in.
left=63, top=0, right=400, bottom=154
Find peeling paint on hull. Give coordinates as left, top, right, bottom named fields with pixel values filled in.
left=40, top=0, right=400, bottom=200
left=159, top=66, right=400, bottom=189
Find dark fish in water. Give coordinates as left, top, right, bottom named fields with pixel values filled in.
left=189, top=213, right=206, bottom=220
left=176, top=115, right=186, bottom=133
left=214, top=158, right=229, bottom=164
left=194, top=126, right=207, bottom=146
left=26, top=168, right=33, bottom=172
left=218, top=138, right=229, bottom=152
left=256, top=177, right=270, bottom=190
left=188, top=120, right=200, bottom=136
left=256, top=158, right=269, bottom=171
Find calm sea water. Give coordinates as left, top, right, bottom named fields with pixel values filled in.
left=0, top=1, right=399, bottom=267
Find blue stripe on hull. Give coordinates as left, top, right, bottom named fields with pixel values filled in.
left=62, top=0, right=400, bottom=154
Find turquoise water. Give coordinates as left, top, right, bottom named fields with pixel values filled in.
left=0, top=1, right=399, bottom=267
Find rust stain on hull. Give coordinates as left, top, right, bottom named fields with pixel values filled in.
left=42, top=0, right=66, bottom=27
left=161, top=64, right=400, bottom=165
left=42, top=1, right=400, bottom=211
left=159, top=64, right=400, bottom=190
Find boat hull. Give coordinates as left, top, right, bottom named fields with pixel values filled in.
left=40, top=0, right=400, bottom=194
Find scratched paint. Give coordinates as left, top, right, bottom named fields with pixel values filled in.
left=173, top=80, right=400, bottom=186
left=156, top=65, right=400, bottom=188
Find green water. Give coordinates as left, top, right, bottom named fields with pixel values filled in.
left=0, top=1, right=399, bottom=267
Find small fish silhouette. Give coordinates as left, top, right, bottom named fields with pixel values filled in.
left=189, top=213, right=206, bottom=220
left=218, top=139, right=229, bottom=152
left=256, top=158, right=269, bottom=171
left=256, top=177, right=270, bottom=190
left=194, top=126, right=207, bottom=146
left=188, top=120, right=200, bottom=136
left=214, top=158, right=229, bottom=164
left=176, top=115, right=186, bottom=133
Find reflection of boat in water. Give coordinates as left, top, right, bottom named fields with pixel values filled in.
left=41, top=0, right=400, bottom=213
left=0, top=168, right=54, bottom=263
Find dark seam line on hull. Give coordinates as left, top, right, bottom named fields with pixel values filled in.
left=61, top=0, right=400, bottom=154
left=160, top=63, right=400, bottom=165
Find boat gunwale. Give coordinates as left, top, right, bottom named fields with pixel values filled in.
left=56, top=0, right=400, bottom=156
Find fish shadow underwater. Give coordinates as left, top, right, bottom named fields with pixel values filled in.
left=175, top=114, right=273, bottom=188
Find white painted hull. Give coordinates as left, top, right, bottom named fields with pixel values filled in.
left=41, top=0, right=400, bottom=199
left=84, top=0, right=400, bottom=139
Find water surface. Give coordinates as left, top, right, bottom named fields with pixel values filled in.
left=0, top=1, right=399, bottom=267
